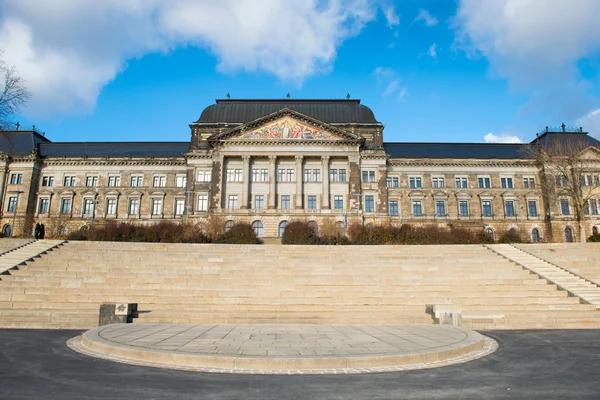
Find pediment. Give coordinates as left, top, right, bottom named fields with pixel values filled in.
left=37, top=189, right=54, bottom=196
left=579, top=146, right=600, bottom=159
left=501, top=191, right=517, bottom=199
left=408, top=190, right=426, bottom=198
left=81, top=190, right=98, bottom=197
left=102, top=190, right=121, bottom=196
left=478, top=191, right=494, bottom=199
left=455, top=191, right=472, bottom=199
left=209, top=108, right=362, bottom=144
left=432, top=190, right=448, bottom=199
left=125, top=190, right=143, bottom=197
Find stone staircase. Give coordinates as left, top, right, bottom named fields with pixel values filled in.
left=487, top=244, right=600, bottom=309
left=1, top=241, right=600, bottom=329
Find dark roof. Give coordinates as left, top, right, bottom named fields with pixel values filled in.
left=197, top=99, right=378, bottom=124
left=530, top=131, right=600, bottom=149
left=0, top=130, right=51, bottom=155
left=384, top=142, right=530, bottom=159
left=38, top=142, right=190, bottom=158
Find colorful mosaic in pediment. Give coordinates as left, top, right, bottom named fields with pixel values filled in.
left=235, top=118, right=341, bottom=141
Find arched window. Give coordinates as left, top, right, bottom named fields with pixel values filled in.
left=531, top=228, right=540, bottom=243
left=336, top=221, right=346, bottom=236
left=2, top=224, right=12, bottom=237
left=278, top=221, right=289, bottom=237
left=509, top=228, right=517, bottom=235
left=224, top=220, right=234, bottom=233
left=58, top=226, right=68, bottom=236
left=484, top=228, right=494, bottom=241
left=593, top=226, right=598, bottom=236
left=251, top=221, right=264, bottom=237
left=307, top=221, right=318, bottom=235
left=565, top=227, right=573, bottom=243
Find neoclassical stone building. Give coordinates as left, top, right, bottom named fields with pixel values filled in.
left=1, top=98, right=599, bottom=242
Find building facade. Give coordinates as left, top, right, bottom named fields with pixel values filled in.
left=1, top=98, right=599, bottom=242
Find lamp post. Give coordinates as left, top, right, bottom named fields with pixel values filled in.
left=9, top=190, right=24, bottom=237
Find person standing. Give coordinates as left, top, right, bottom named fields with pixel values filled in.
left=34, top=222, right=41, bottom=239
left=39, top=223, right=45, bottom=240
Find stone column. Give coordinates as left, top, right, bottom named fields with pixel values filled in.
left=295, top=155, right=303, bottom=209
left=322, top=156, right=330, bottom=209
left=241, top=155, right=250, bottom=209
left=268, top=155, right=277, bottom=209
left=0, top=162, right=7, bottom=217
left=219, top=156, right=226, bottom=209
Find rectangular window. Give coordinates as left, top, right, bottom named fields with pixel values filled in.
left=278, top=169, right=285, bottom=182
left=261, top=169, right=268, bottom=182
left=591, top=199, right=599, bottom=215
left=228, top=195, right=239, bottom=209
left=528, top=201, right=538, bottom=217
left=175, top=199, right=185, bottom=216
left=128, top=199, right=139, bottom=215
left=482, top=200, right=492, bottom=217
left=153, top=176, right=166, bottom=187
left=409, top=177, right=422, bottom=189
left=313, top=169, right=321, bottom=182
left=369, top=171, right=375, bottom=182
left=455, top=177, right=468, bottom=189
left=478, top=177, right=491, bottom=189
left=389, top=200, right=399, bottom=216
left=41, top=176, right=54, bottom=187
left=197, top=194, right=208, bottom=211
left=338, top=169, right=347, bottom=182
left=197, top=170, right=211, bottom=182
left=330, top=169, right=337, bottom=182
left=587, top=175, right=594, bottom=186
left=252, top=169, right=260, bottom=182
left=130, top=175, right=143, bottom=187
left=226, top=169, right=235, bottom=182
left=83, top=199, right=94, bottom=215
left=151, top=199, right=163, bottom=215
left=386, top=177, right=399, bottom=188
left=281, top=195, right=291, bottom=210
left=254, top=195, right=264, bottom=209
left=435, top=201, right=446, bottom=216
left=307, top=195, right=317, bottom=210
left=176, top=175, right=187, bottom=188
left=523, top=177, right=535, bottom=189
left=364, top=195, right=374, bottom=212
left=106, top=198, right=117, bottom=215
left=63, top=175, right=76, bottom=187
left=362, top=170, right=368, bottom=182
left=108, top=175, right=121, bottom=187
left=85, top=176, right=98, bottom=187
left=596, top=176, right=600, bottom=187
left=459, top=200, right=469, bottom=217
left=7, top=197, right=17, bottom=212
left=334, top=195, right=343, bottom=210
left=38, top=198, right=49, bottom=214
left=287, top=169, right=294, bottom=182
left=303, top=169, right=311, bottom=182
left=235, top=169, right=243, bottom=182
left=584, top=201, right=590, bottom=215
left=412, top=201, right=422, bottom=216
left=60, top=198, right=72, bottom=214
left=555, top=175, right=568, bottom=187
left=501, top=177, right=513, bottom=189
left=9, top=173, right=23, bottom=185
left=432, top=177, right=445, bottom=189
left=505, top=201, right=515, bottom=217
left=561, top=199, right=570, bottom=215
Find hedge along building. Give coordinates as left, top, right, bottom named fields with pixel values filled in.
left=0, top=98, right=599, bottom=242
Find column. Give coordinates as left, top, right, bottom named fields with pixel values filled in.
left=219, top=156, right=226, bottom=209
left=0, top=163, right=7, bottom=217
left=322, top=156, right=330, bottom=209
left=241, top=155, right=250, bottom=209
left=295, top=155, right=303, bottom=209
left=268, top=155, right=277, bottom=209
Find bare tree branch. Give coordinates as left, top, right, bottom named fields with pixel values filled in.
left=0, top=49, right=31, bottom=130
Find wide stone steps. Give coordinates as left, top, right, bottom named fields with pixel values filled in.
left=0, top=240, right=64, bottom=275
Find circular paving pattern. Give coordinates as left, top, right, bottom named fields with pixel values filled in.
left=68, top=323, right=497, bottom=374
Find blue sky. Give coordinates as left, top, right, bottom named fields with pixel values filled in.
left=2, top=0, right=600, bottom=144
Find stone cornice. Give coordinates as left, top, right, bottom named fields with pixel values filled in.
left=388, top=159, right=536, bottom=168
left=42, top=157, right=186, bottom=167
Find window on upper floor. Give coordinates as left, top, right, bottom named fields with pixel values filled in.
left=523, top=177, right=535, bottom=189
left=482, top=200, right=492, bottom=217
left=501, top=177, right=513, bottom=189
left=435, top=200, right=446, bottom=216
left=197, top=170, right=211, bottom=182
left=432, top=177, right=445, bottom=189
left=364, top=195, right=374, bottom=212
left=505, top=200, right=515, bottom=217
left=41, top=176, right=54, bottom=187
left=85, top=176, right=98, bottom=187
left=281, top=195, right=291, bottom=210
left=361, top=170, right=376, bottom=183
left=528, top=200, right=538, bottom=217
left=174, top=199, right=185, bottom=216
left=409, top=176, right=422, bottom=189
left=38, top=198, right=49, bottom=214
left=560, top=199, right=570, bottom=215
left=459, top=200, right=469, bottom=217
left=455, top=177, right=468, bottom=189
left=197, top=194, right=208, bottom=211
left=153, top=176, right=166, bottom=187
left=307, top=195, right=317, bottom=210
left=63, top=175, right=76, bottom=187
left=176, top=175, right=187, bottom=188
left=478, top=177, right=491, bottom=189
left=389, top=200, right=398, bottom=216
left=108, top=175, right=121, bottom=187
left=412, top=200, right=422, bottom=216
left=333, top=195, right=344, bottom=210
left=9, top=173, right=22, bottom=185
left=386, top=177, right=399, bottom=188
left=555, top=175, right=568, bottom=187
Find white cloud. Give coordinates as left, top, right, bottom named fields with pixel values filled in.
left=576, top=108, right=600, bottom=138
left=382, top=6, right=400, bottom=29
left=427, top=43, right=438, bottom=59
left=484, top=132, right=524, bottom=144
left=374, top=67, right=406, bottom=101
left=453, top=0, right=600, bottom=121
left=414, top=9, right=438, bottom=27
left=0, top=0, right=376, bottom=116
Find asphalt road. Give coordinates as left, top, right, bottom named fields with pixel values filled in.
left=0, top=329, right=599, bottom=400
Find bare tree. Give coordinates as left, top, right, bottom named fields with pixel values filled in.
left=0, top=50, right=31, bottom=130
left=529, top=133, right=600, bottom=243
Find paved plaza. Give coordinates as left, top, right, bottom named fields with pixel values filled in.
left=1, top=329, right=600, bottom=399
left=69, top=323, right=495, bottom=373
